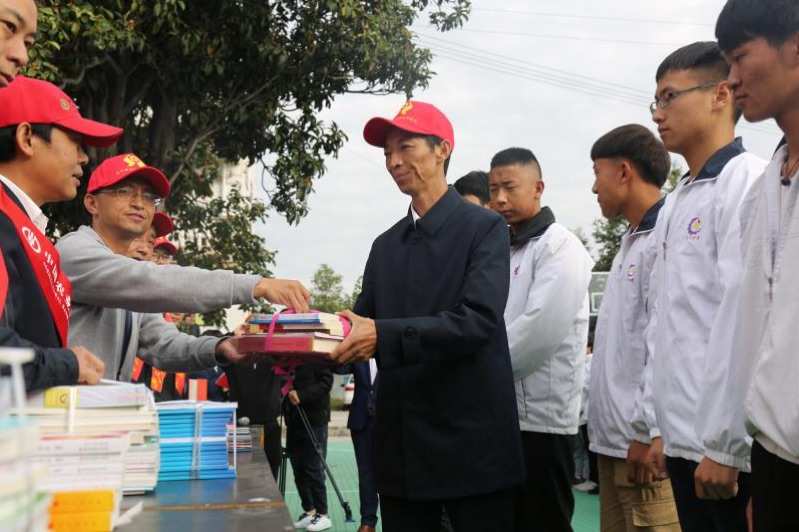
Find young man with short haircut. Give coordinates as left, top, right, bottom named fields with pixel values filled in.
left=453, top=170, right=489, bottom=206
left=632, top=41, right=767, bottom=532
left=588, top=124, right=680, bottom=531
left=708, top=2, right=799, bottom=529
left=490, top=147, right=594, bottom=532
left=57, top=153, right=311, bottom=380
left=0, top=76, right=121, bottom=390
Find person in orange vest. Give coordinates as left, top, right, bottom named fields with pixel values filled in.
left=0, top=76, right=121, bottom=390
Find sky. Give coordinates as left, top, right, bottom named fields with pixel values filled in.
left=253, top=0, right=783, bottom=292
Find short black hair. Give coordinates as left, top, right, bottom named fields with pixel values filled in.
left=422, top=135, right=451, bottom=176
left=656, top=41, right=730, bottom=83
left=490, top=147, right=542, bottom=177
left=717, top=0, right=799, bottom=52
left=591, top=124, right=671, bottom=188
left=0, top=124, right=55, bottom=163
left=454, top=171, right=490, bottom=204
left=656, top=41, right=742, bottom=122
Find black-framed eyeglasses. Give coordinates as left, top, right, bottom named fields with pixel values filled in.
left=99, top=185, right=162, bottom=207
left=649, top=81, right=721, bottom=115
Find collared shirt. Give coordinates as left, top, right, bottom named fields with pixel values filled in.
left=505, top=208, right=594, bottom=435
left=0, top=174, right=48, bottom=233
left=701, top=141, right=799, bottom=467
left=588, top=199, right=663, bottom=458
left=410, top=204, right=421, bottom=224
left=633, top=138, right=766, bottom=469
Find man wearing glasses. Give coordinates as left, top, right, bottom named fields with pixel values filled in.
left=57, top=153, right=311, bottom=381
left=630, top=41, right=766, bottom=532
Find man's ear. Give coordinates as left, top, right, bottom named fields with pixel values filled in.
left=535, top=179, right=545, bottom=200
left=619, top=160, right=635, bottom=185
left=84, top=193, right=99, bottom=217
left=437, top=140, right=453, bottom=163
left=14, top=123, right=36, bottom=158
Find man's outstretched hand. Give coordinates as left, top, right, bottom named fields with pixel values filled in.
left=254, top=278, right=311, bottom=313
left=331, top=310, right=377, bottom=364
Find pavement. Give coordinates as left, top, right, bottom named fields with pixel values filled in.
left=281, top=439, right=601, bottom=532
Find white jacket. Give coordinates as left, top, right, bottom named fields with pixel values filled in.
left=505, top=215, right=593, bottom=435
left=698, top=143, right=799, bottom=467
left=632, top=139, right=766, bottom=467
left=588, top=199, right=663, bottom=459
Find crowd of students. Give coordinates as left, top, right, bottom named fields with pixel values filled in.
left=2, top=0, right=799, bottom=531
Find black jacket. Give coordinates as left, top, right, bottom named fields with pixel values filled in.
left=354, top=187, right=524, bottom=500
left=0, top=184, right=77, bottom=391
left=285, top=364, right=333, bottom=427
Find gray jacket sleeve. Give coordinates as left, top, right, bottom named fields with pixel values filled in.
left=136, top=313, right=221, bottom=372
left=57, top=227, right=260, bottom=313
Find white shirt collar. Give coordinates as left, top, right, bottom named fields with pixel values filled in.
left=0, top=174, right=49, bottom=233
left=410, top=204, right=421, bottom=225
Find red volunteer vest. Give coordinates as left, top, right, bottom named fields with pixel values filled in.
left=0, top=186, right=71, bottom=345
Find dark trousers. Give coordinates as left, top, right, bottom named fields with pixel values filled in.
left=752, top=439, right=799, bottom=532
left=352, top=417, right=379, bottom=527
left=263, top=419, right=281, bottom=481
left=287, top=417, right=328, bottom=515
left=514, top=431, right=575, bottom=532
left=665, top=456, right=750, bottom=532
left=380, top=488, right=514, bottom=532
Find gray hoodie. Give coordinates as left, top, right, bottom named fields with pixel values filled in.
left=56, top=225, right=261, bottom=380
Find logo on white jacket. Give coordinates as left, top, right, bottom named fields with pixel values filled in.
left=627, top=264, right=637, bottom=281
left=687, top=217, right=703, bottom=240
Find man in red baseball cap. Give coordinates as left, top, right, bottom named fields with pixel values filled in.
left=129, top=212, right=174, bottom=262
left=57, top=152, right=312, bottom=381
left=0, top=75, right=123, bottom=391
left=332, top=101, right=524, bottom=532
left=0, top=0, right=37, bottom=87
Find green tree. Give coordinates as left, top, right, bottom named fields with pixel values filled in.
left=591, top=166, right=683, bottom=272
left=28, top=0, right=471, bottom=319
left=343, top=275, right=364, bottom=310
left=310, top=264, right=346, bottom=314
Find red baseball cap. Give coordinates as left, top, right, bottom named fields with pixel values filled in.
left=152, top=212, right=174, bottom=237
left=0, top=76, right=123, bottom=147
left=363, top=100, right=455, bottom=150
left=88, top=153, right=171, bottom=198
left=154, top=236, right=178, bottom=256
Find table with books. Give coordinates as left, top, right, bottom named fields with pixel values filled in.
left=120, top=432, right=292, bottom=532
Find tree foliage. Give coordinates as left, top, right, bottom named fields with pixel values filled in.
left=309, top=264, right=361, bottom=313
left=27, top=1, right=470, bottom=325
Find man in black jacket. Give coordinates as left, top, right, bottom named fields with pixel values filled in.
left=332, top=100, right=524, bottom=532
left=286, top=364, right=334, bottom=532
left=0, top=76, right=122, bottom=390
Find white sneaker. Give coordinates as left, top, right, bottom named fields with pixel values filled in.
left=293, top=511, right=316, bottom=529
left=306, top=514, right=332, bottom=531
left=573, top=480, right=598, bottom=493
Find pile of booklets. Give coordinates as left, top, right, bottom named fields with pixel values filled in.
left=232, top=312, right=349, bottom=364
left=156, top=401, right=237, bottom=481
left=19, top=382, right=160, bottom=496
left=228, top=425, right=252, bottom=453
left=0, top=418, right=49, bottom=532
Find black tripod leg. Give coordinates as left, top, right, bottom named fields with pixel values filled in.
left=295, top=404, right=355, bottom=522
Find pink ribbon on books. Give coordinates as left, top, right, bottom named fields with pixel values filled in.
left=266, top=309, right=351, bottom=397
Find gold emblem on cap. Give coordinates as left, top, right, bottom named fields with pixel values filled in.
left=123, top=154, right=146, bottom=169
left=398, top=101, right=413, bottom=116
left=59, top=98, right=71, bottom=111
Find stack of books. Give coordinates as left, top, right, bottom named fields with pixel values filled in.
left=156, top=401, right=237, bottom=481
left=228, top=426, right=252, bottom=453
left=0, top=418, right=49, bottom=532
left=232, top=312, right=349, bottom=364
left=48, top=489, right=121, bottom=532
left=19, top=382, right=160, bottom=495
